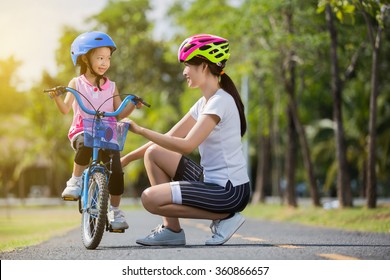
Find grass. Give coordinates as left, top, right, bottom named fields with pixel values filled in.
left=0, top=205, right=80, bottom=252
left=243, top=202, right=390, bottom=233
left=0, top=203, right=142, bottom=253
left=1, top=201, right=389, bottom=253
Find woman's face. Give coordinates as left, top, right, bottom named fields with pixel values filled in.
left=85, top=47, right=111, bottom=76
left=182, top=62, right=205, bottom=88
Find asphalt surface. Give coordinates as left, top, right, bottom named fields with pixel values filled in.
left=1, top=208, right=389, bottom=260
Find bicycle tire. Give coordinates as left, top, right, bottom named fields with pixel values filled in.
left=81, top=171, right=109, bottom=249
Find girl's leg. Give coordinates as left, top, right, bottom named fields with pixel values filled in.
left=110, top=195, right=121, bottom=207
left=73, top=163, right=87, bottom=177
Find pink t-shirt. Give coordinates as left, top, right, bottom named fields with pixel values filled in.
left=68, top=75, right=116, bottom=141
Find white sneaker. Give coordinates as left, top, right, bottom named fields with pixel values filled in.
left=205, top=213, right=245, bottom=246
left=61, top=177, right=82, bottom=200
left=108, top=208, right=129, bottom=230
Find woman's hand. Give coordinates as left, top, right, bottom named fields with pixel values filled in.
left=123, top=118, right=142, bottom=135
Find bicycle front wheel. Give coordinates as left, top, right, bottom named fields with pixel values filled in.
left=81, top=171, right=109, bottom=249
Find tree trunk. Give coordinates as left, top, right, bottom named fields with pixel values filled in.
left=286, top=93, right=321, bottom=206
left=283, top=4, right=298, bottom=208
left=285, top=107, right=298, bottom=207
left=282, top=2, right=320, bottom=207
left=325, top=4, right=352, bottom=208
left=360, top=3, right=382, bottom=209
left=252, top=134, right=271, bottom=204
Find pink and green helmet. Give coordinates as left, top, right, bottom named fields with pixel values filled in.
left=178, top=34, right=230, bottom=66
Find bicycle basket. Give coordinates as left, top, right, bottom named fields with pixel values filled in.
left=83, top=118, right=129, bottom=151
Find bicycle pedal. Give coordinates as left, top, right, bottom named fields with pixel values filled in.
left=108, top=226, right=125, bottom=233
left=109, top=228, right=125, bottom=233
left=62, top=196, right=79, bottom=201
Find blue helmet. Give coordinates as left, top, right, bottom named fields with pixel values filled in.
left=70, top=31, right=116, bottom=66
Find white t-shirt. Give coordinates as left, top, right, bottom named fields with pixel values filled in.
left=189, top=89, right=249, bottom=187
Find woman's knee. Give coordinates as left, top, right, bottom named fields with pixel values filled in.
left=144, top=144, right=161, bottom=163
left=141, top=184, right=172, bottom=214
left=141, top=187, right=159, bottom=214
left=144, top=145, right=182, bottom=179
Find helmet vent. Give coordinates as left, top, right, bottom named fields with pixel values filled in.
left=200, top=45, right=212, bottom=51
left=184, top=44, right=195, bottom=52
left=95, top=37, right=103, bottom=41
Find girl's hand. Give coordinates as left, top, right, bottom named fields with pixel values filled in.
left=135, top=101, right=143, bottom=109
left=48, top=90, right=60, bottom=99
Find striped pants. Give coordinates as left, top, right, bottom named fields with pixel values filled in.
left=170, top=156, right=250, bottom=213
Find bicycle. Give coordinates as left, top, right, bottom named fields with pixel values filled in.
left=44, top=86, right=150, bottom=249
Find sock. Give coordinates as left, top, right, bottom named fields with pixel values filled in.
left=110, top=206, right=119, bottom=211
left=72, top=175, right=82, bottom=182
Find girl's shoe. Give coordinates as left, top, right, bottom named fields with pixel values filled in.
left=61, top=177, right=82, bottom=200
left=205, top=213, right=245, bottom=245
left=136, top=225, right=186, bottom=246
left=108, top=209, right=129, bottom=230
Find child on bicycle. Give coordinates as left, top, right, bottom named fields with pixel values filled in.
left=121, top=34, right=250, bottom=245
left=49, top=31, right=139, bottom=230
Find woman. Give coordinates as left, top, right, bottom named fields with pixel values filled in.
left=121, top=34, right=251, bottom=246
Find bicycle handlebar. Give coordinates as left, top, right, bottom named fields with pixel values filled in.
left=43, top=86, right=150, bottom=117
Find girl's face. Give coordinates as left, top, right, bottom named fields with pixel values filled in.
left=182, top=62, right=205, bottom=88
left=86, top=47, right=112, bottom=76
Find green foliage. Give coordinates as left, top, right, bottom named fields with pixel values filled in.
left=317, top=0, right=356, bottom=24
left=0, top=57, right=27, bottom=115
left=1, top=0, right=390, bottom=201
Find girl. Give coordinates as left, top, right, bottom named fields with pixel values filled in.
left=50, top=31, right=139, bottom=230
left=122, top=34, right=250, bottom=246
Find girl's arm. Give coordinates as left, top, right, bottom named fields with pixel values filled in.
left=129, top=113, right=219, bottom=155
left=51, top=79, right=76, bottom=115
left=113, top=85, right=136, bottom=120
left=121, top=113, right=198, bottom=167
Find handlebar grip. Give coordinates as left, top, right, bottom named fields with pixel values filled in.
left=139, top=99, right=151, bottom=108
left=131, top=96, right=151, bottom=108
left=43, top=86, right=67, bottom=98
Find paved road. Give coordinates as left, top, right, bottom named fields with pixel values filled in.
left=1, top=209, right=389, bottom=260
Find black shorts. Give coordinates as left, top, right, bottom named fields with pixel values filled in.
left=72, top=134, right=124, bottom=196
left=171, top=156, right=250, bottom=213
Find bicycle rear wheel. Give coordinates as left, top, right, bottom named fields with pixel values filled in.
left=81, top=171, right=109, bottom=249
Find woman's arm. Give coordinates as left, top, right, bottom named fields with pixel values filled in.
left=120, top=140, right=153, bottom=167
left=121, top=113, right=198, bottom=167
left=129, top=113, right=219, bottom=155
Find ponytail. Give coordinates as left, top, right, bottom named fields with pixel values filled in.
left=186, top=56, right=247, bottom=137
left=220, top=72, right=247, bottom=137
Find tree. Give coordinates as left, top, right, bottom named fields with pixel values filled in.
left=0, top=56, right=30, bottom=198
left=282, top=0, right=321, bottom=207
left=0, top=56, right=26, bottom=115
left=356, top=0, right=390, bottom=208
left=318, top=0, right=354, bottom=207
